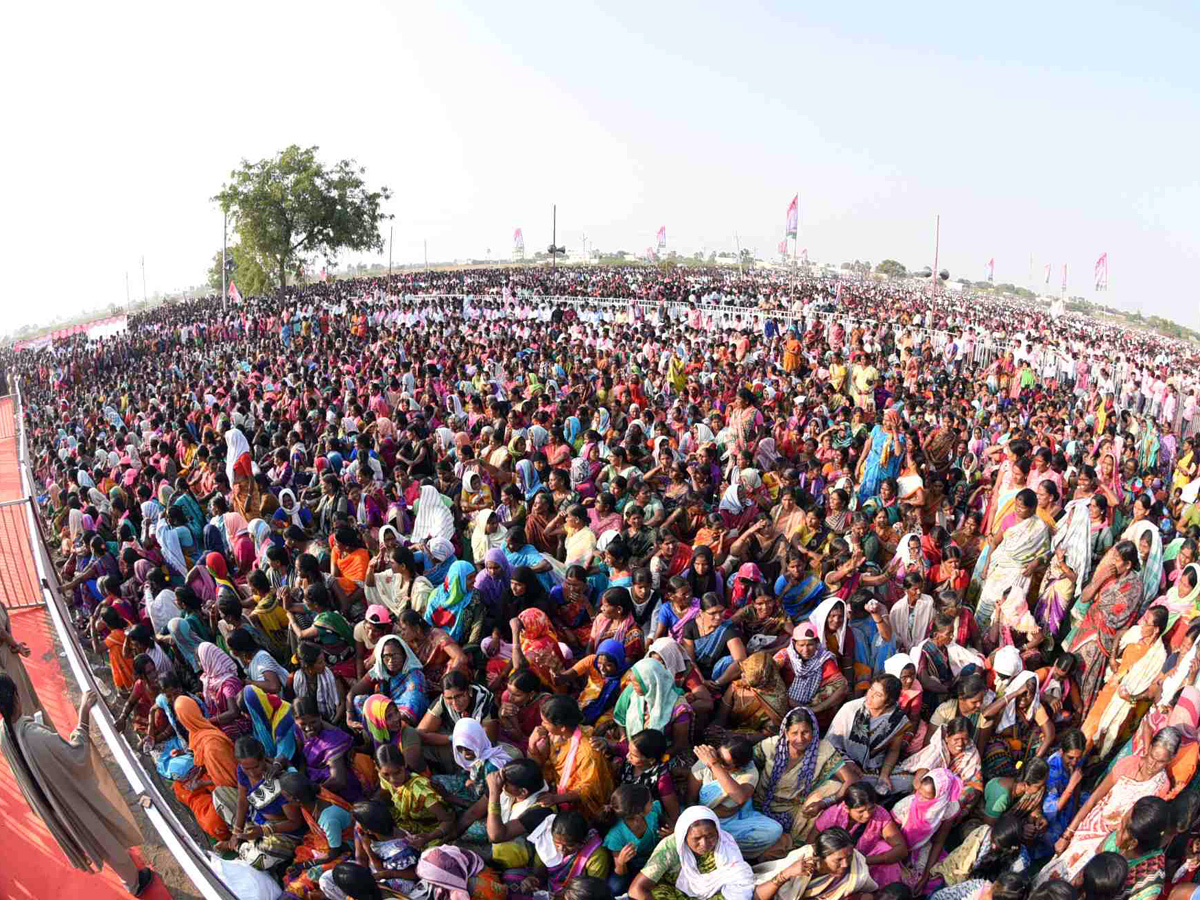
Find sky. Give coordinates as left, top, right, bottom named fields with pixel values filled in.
left=4, top=0, right=1199, bottom=330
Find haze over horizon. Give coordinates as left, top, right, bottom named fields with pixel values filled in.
left=5, top=0, right=1197, bottom=330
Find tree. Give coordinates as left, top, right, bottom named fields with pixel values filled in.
left=213, top=145, right=392, bottom=292
left=875, top=259, right=906, bottom=278
left=206, top=245, right=271, bottom=297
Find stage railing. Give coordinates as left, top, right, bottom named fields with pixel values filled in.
left=11, top=380, right=237, bottom=900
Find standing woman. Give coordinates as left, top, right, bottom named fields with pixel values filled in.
left=1069, top=540, right=1145, bottom=713
left=0, top=602, right=51, bottom=730
left=0, top=677, right=153, bottom=895
left=856, top=409, right=907, bottom=506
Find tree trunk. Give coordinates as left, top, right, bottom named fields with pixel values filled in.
left=279, top=255, right=287, bottom=293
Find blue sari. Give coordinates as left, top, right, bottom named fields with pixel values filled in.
left=856, top=424, right=906, bottom=504
left=581, top=639, right=627, bottom=725
left=504, top=542, right=556, bottom=591
left=775, top=574, right=826, bottom=619
left=694, top=622, right=736, bottom=680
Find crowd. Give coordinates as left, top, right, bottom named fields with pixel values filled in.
left=4, top=263, right=1200, bottom=900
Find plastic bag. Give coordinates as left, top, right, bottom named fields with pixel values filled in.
left=206, top=853, right=282, bottom=900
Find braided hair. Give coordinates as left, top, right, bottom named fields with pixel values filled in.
left=761, top=705, right=819, bottom=832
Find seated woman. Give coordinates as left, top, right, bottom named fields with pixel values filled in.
left=360, top=693, right=425, bottom=773
left=426, top=560, right=486, bottom=649
left=170, top=694, right=236, bottom=842
left=1103, top=685, right=1200, bottom=802
left=814, top=782, right=908, bottom=888
left=1081, top=606, right=1169, bottom=759
left=825, top=674, right=912, bottom=783
left=348, top=633, right=428, bottom=735
left=929, top=815, right=1031, bottom=900
left=289, top=581, right=359, bottom=681
left=750, top=826, right=878, bottom=900
left=433, top=716, right=520, bottom=839
left=752, top=706, right=856, bottom=850
left=729, top=587, right=792, bottom=656
left=556, top=639, right=627, bottom=728
left=978, top=757, right=1050, bottom=827
left=611, top=658, right=691, bottom=761
left=630, top=807, right=755, bottom=900
left=709, top=650, right=789, bottom=739
left=649, top=635, right=714, bottom=725
left=292, top=697, right=374, bottom=804
left=409, top=668, right=492, bottom=763
left=930, top=670, right=991, bottom=734
left=976, top=670, right=1055, bottom=779
left=399, top=607, right=471, bottom=690
left=511, top=608, right=569, bottom=693
left=498, top=668, right=551, bottom=753
left=773, top=551, right=827, bottom=621
left=501, top=809, right=611, bottom=900
left=774, top=622, right=848, bottom=733
left=587, top=587, right=645, bottom=663
left=617, top=728, right=682, bottom=826
left=416, top=845, right=510, bottom=900
left=890, top=767, right=964, bottom=892
left=315, top=801, right=420, bottom=900
left=605, top=784, right=666, bottom=896
left=197, top=641, right=251, bottom=741
left=527, top=695, right=615, bottom=821
left=874, top=718, right=984, bottom=826
left=277, top=770, right=357, bottom=899
left=373, top=743, right=455, bottom=843
left=213, top=735, right=306, bottom=870
left=287, top=640, right=346, bottom=725
left=687, top=736, right=785, bottom=861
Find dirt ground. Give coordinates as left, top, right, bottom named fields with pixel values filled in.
left=52, top=605, right=208, bottom=900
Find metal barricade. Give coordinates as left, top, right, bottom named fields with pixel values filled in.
left=0, top=497, right=40, bottom=610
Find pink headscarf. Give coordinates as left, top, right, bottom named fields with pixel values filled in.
left=416, top=846, right=485, bottom=900
left=901, top=767, right=962, bottom=850
left=1169, top=686, right=1200, bottom=743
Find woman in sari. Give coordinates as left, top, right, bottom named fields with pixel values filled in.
left=1124, top=519, right=1166, bottom=614
left=349, top=633, right=429, bottom=734
left=512, top=608, right=568, bottom=691
left=503, top=809, right=609, bottom=899
left=774, top=552, right=827, bottom=621
left=775, top=622, right=847, bottom=732
left=173, top=694, right=237, bottom=841
left=682, top=594, right=748, bottom=691
left=398, top=608, right=469, bottom=689
left=560, top=639, right=626, bottom=726
left=889, top=767, right=963, bottom=891
left=527, top=695, right=615, bottom=821
left=883, top=718, right=983, bottom=823
left=1082, top=607, right=1169, bottom=758
left=612, top=658, right=690, bottom=754
left=329, top=525, right=370, bottom=609
left=1037, top=494, right=1108, bottom=638
left=1033, top=728, right=1178, bottom=888
left=292, top=697, right=372, bottom=804
left=242, top=684, right=298, bottom=771
left=711, top=651, right=789, bottom=737
left=977, top=489, right=1051, bottom=638
left=277, top=771, right=356, bottom=900
left=630, top=806, right=755, bottom=900
left=426, top=560, right=482, bottom=646
left=1069, top=540, right=1145, bottom=711
left=1154, top=563, right=1200, bottom=646
left=587, top=587, right=644, bottom=663
left=825, top=675, right=912, bottom=780
left=977, top=670, right=1054, bottom=779
left=416, top=845, right=508, bottom=900
left=1103, top=685, right=1200, bottom=801
left=751, top=826, right=878, bottom=900
left=856, top=409, right=907, bottom=506
left=813, top=782, right=908, bottom=889
left=225, top=427, right=263, bottom=521
left=753, top=706, right=855, bottom=849
left=198, top=641, right=251, bottom=740
left=811, top=597, right=861, bottom=695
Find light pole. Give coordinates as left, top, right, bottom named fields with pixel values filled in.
left=222, top=211, right=228, bottom=304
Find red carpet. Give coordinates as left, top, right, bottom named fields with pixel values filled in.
left=0, top=396, right=172, bottom=899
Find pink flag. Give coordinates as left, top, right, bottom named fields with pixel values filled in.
left=1043, top=263, right=1051, bottom=285
left=801, top=248, right=808, bottom=262
left=227, top=281, right=242, bottom=303
left=645, top=247, right=655, bottom=262
left=656, top=226, right=666, bottom=248
left=986, top=258, right=994, bottom=282
left=778, top=239, right=788, bottom=255
left=319, top=267, right=328, bottom=283
left=786, top=195, right=798, bottom=238
left=1094, top=252, right=1107, bottom=291
left=513, top=228, right=524, bottom=251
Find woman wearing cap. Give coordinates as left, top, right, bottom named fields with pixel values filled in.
left=354, top=604, right=395, bottom=681
left=774, top=622, right=846, bottom=732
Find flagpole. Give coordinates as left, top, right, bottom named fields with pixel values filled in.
left=141, top=255, right=147, bottom=302
left=388, top=226, right=393, bottom=282
left=791, top=191, right=799, bottom=298
left=734, top=232, right=743, bottom=276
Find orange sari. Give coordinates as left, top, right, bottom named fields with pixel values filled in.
left=544, top=725, right=614, bottom=820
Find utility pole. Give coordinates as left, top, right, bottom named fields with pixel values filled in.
left=141, top=255, right=147, bottom=302
left=424, top=239, right=428, bottom=272
left=931, top=214, right=940, bottom=295
left=734, top=232, right=744, bottom=276
left=126, top=271, right=130, bottom=304
left=552, top=205, right=557, bottom=273
left=222, top=211, right=228, bottom=304
left=388, top=226, right=393, bottom=281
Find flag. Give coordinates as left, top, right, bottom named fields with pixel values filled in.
left=801, top=248, right=808, bottom=263
left=1043, top=263, right=1051, bottom=285
left=986, top=258, right=994, bottom=282
left=1061, top=263, right=1067, bottom=289
left=513, top=228, right=524, bottom=251
left=227, top=281, right=242, bottom=303
left=319, top=267, right=328, bottom=283
left=645, top=247, right=655, bottom=262
left=778, top=239, right=788, bottom=255
left=1094, top=252, right=1108, bottom=291
left=785, top=195, right=798, bottom=238
left=656, top=226, right=666, bottom=248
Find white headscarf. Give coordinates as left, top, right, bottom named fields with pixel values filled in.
left=809, top=596, right=847, bottom=654
left=451, top=717, right=514, bottom=773
left=997, top=669, right=1040, bottom=732
left=672, top=806, right=754, bottom=900
left=884, top=652, right=915, bottom=679
left=224, top=427, right=250, bottom=486
left=649, top=636, right=688, bottom=677
left=411, top=485, right=455, bottom=545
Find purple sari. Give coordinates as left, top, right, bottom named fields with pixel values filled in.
left=295, top=723, right=364, bottom=803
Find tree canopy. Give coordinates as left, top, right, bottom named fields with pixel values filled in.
left=206, top=245, right=270, bottom=297
left=213, top=145, right=392, bottom=292
left=874, top=259, right=906, bottom=277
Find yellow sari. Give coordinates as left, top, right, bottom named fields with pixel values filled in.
left=543, top=726, right=614, bottom=820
